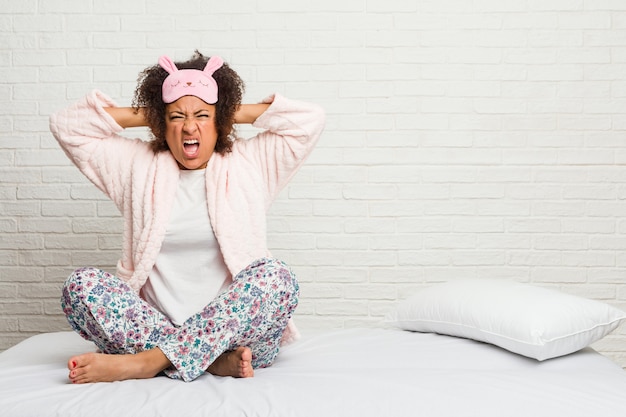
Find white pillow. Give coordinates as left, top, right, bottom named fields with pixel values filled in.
left=385, top=279, right=626, bottom=361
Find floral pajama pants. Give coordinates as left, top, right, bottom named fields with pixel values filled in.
left=61, top=257, right=299, bottom=382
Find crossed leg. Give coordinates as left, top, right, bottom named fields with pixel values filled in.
left=61, top=258, right=298, bottom=383
left=66, top=346, right=253, bottom=383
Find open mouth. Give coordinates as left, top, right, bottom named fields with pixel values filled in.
left=183, top=139, right=200, bottom=157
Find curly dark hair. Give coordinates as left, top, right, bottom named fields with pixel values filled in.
left=132, top=50, right=244, bottom=154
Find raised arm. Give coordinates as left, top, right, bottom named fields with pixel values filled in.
left=105, top=104, right=267, bottom=127
left=236, top=94, right=325, bottom=201
left=234, top=104, right=271, bottom=124
left=50, top=90, right=151, bottom=207
left=104, top=107, right=147, bottom=129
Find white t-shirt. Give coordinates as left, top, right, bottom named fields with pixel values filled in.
left=143, top=169, right=231, bottom=325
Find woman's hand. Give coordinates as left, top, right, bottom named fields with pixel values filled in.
left=234, top=104, right=270, bottom=124
left=104, top=107, right=147, bottom=128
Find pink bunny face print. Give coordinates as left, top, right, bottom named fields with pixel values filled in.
left=159, top=55, right=224, bottom=104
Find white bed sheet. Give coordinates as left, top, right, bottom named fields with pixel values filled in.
left=1, top=328, right=625, bottom=417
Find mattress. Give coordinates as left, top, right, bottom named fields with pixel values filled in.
left=1, top=328, right=625, bottom=417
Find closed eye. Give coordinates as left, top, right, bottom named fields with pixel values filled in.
left=169, top=114, right=184, bottom=121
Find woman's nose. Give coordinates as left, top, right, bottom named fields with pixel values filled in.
left=183, top=119, right=197, bottom=133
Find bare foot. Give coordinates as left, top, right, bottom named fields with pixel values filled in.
left=67, top=348, right=171, bottom=384
left=207, top=347, right=254, bottom=378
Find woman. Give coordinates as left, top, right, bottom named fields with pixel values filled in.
left=49, top=51, right=325, bottom=383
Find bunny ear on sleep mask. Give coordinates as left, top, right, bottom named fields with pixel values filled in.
left=159, top=55, right=224, bottom=104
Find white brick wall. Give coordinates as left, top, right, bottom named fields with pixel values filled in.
left=1, top=0, right=626, bottom=367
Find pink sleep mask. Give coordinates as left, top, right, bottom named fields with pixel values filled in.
left=159, top=55, right=224, bottom=104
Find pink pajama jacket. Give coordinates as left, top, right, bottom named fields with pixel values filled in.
left=49, top=90, right=325, bottom=345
